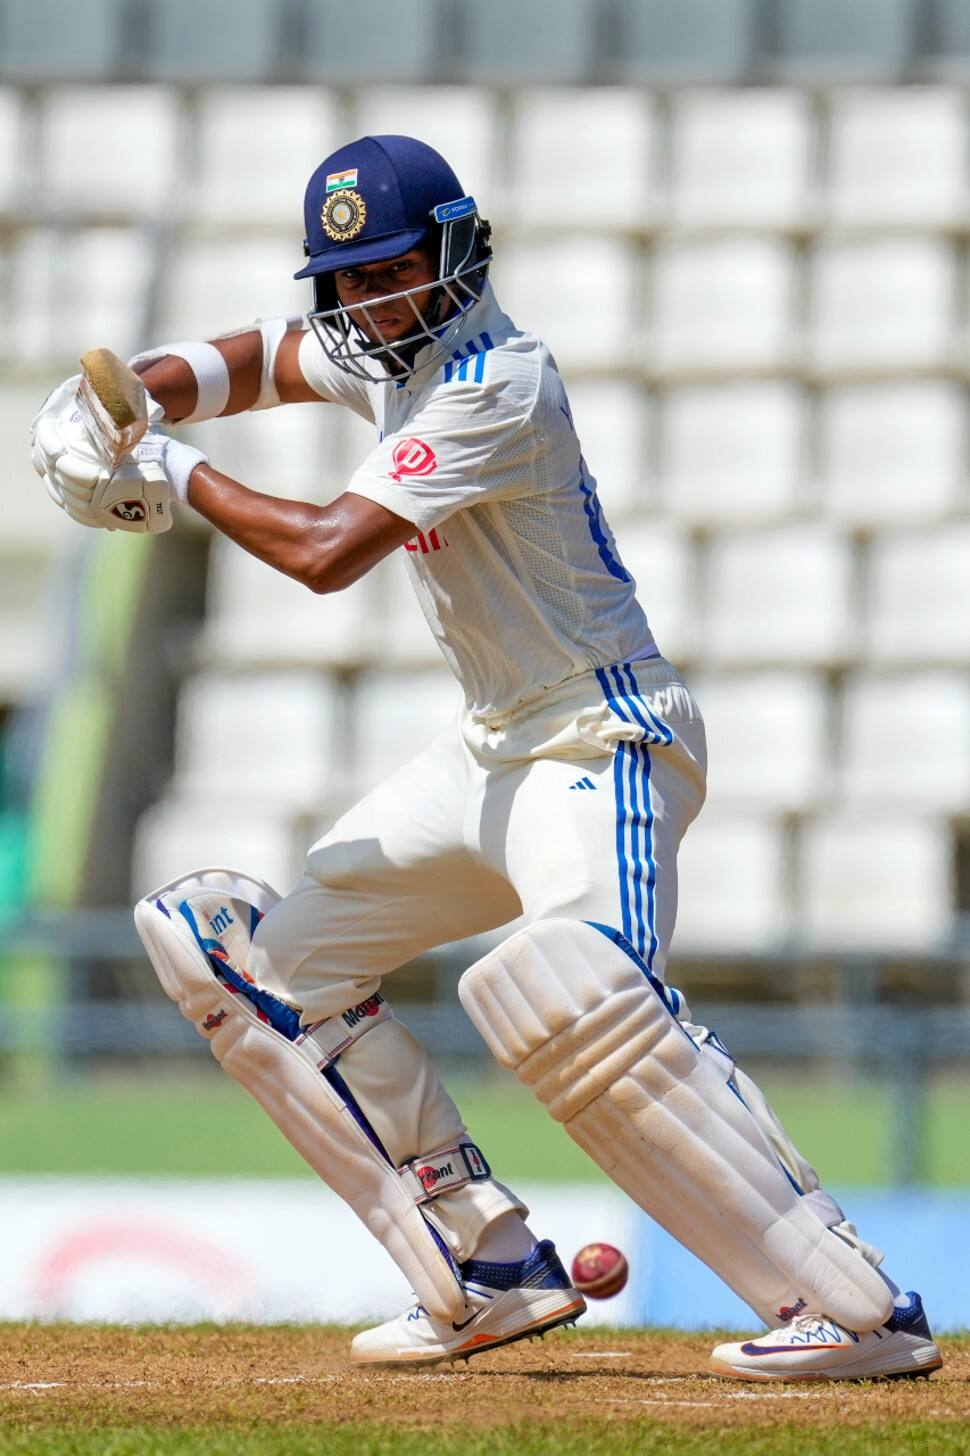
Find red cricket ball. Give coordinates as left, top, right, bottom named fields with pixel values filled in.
left=570, top=1242, right=629, bottom=1299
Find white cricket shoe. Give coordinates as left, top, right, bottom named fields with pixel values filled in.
left=710, top=1291, right=943, bottom=1381
left=350, top=1239, right=586, bottom=1367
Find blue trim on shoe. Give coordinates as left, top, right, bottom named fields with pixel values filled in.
left=885, top=1292, right=933, bottom=1340
left=459, top=1239, right=572, bottom=1293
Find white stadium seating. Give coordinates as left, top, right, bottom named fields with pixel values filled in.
left=11, top=226, right=151, bottom=366
left=566, top=379, right=653, bottom=520
left=510, top=89, right=660, bottom=228
left=173, top=671, right=343, bottom=811
left=494, top=237, right=638, bottom=371
left=0, top=88, right=26, bottom=212
left=156, top=238, right=307, bottom=344
left=674, top=812, right=791, bottom=952
left=203, top=535, right=386, bottom=668
left=808, top=239, right=958, bottom=374
left=648, top=238, right=796, bottom=375
left=669, top=89, right=815, bottom=230
left=660, top=383, right=805, bottom=524
left=691, top=671, right=829, bottom=813
left=351, top=88, right=497, bottom=202
left=827, top=88, right=968, bottom=228
left=193, top=88, right=341, bottom=225
left=350, top=671, right=462, bottom=796
left=866, top=526, right=970, bottom=667
left=839, top=672, right=970, bottom=813
left=38, top=87, right=180, bottom=215
left=819, top=382, right=966, bottom=525
left=704, top=525, right=855, bottom=667
left=612, top=521, right=697, bottom=664
left=131, top=799, right=301, bottom=902
left=798, top=813, right=954, bottom=951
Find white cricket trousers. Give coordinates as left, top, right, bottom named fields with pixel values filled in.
left=247, top=657, right=708, bottom=1262
left=251, top=657, right=707, bottom=1018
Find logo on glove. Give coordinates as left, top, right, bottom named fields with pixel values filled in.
left=389, top=437, right=437, bottom=483
left=111, top=499, right=147, bottom=523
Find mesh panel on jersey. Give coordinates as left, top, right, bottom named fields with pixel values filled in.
left=502, top=497, right=586, bottom=638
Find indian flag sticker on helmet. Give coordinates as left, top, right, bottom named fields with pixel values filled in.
left=326, top=168, right=358, bottom=193
left=322, top=189, right=367, bottom=242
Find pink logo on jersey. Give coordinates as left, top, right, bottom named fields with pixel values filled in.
left=389, top=437, right=437, bottom=482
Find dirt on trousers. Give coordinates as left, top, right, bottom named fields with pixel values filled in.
left=0, top=1325, right=967, bottom=1435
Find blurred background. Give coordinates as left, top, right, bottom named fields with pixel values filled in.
left=0, top=0, right=968, bottom=1329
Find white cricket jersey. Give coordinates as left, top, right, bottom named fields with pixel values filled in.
left=299, top=284, right=657, bottom=720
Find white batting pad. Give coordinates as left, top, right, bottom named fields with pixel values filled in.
left=460, top=919, right=893, bottom=1332
left=134, top=867, right=467, bottom=1322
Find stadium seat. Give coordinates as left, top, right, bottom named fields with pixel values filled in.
left=648, top=239, right=796, bottom=376
left=350, top=88, right=497, bottom=203
left=185, top=406, right=332, bottom=503
left=131, top=799, right=301, bottom=902
left=808, top=239, right=957, bottom=375
left=0, top=89, right=26, bottom=212
left=615, top=0, right=758, bottom=82
left=819, top=383, right=965, bottom=525
left=704, top=525, right=855, bottom=668
left=0, top=556, right=67, bottom=705
left=203, top=535, right=385, bottom=669
left=669, top=89, right=815, bottom=230
left=611, top=521, right=696, bottom=664
left=866, top=526, right=970, bottom=666
left=826, top=88, right=968, bottom=227
left=462, top=0, right=598, bottom=82
left=145, top=0, right=284, bottom=82
left=302, top=0, right=441, bottom=83
left=839, top=672, right=970, bottom=812
left=798, top=813, right=953, bottom=951
left=11, top=226, right=151, bottom=367
left=38, top=87, right=180, bottom=216
left=0, top=0, right=125, bottom=80
left=922, top=0, right=970, bottom=76
left=193, top=88, right=340, bottom=225
left=660, top=383, right=805, bottom=525
left=566, top=379, right=653, bottom=520
left=157, top=238, right=307, bottom=344
left=691, top=671, right=829, bottom=813
left=674, top=813, right=791, bottom=951
left=351, top=671, right=462, bottom=796
left=494, top=238, right=638, bottom=371
left=509, top=89, right=660, bottom=229
left=773, top=0, right=915, bottom=79
left=173, top=671, right=343, bottom=811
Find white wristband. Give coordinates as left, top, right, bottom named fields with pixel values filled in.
left=131, top=435, right=208, bottom=504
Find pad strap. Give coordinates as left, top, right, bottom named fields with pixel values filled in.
left=298, top=993, right=393, bottom=1065
left=399, top=1142, right=492, bottom=1205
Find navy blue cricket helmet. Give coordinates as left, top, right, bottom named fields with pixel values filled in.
left=296, top=134, right=492, bottom=381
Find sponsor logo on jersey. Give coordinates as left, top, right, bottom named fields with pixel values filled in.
left=326, top=168, right=359, bottom=193
left=322, top=189, right=367, bottom=242
left=404, top=529, right=448, bottom=555
left=389, top=436, right=437, bottom=482
left=111, top=499, right=146, bottom=522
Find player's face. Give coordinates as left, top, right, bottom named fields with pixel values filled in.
left=334, top=247, right=441, bottom=343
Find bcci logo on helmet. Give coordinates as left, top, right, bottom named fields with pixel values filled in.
left=389, top=437, right=437, bottom=483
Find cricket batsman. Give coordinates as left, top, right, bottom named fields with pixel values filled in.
left=31, top=135, right=942, bottom=1379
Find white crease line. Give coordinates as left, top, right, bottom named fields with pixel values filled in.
left=1, top=1382, right=65, bottom=1390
